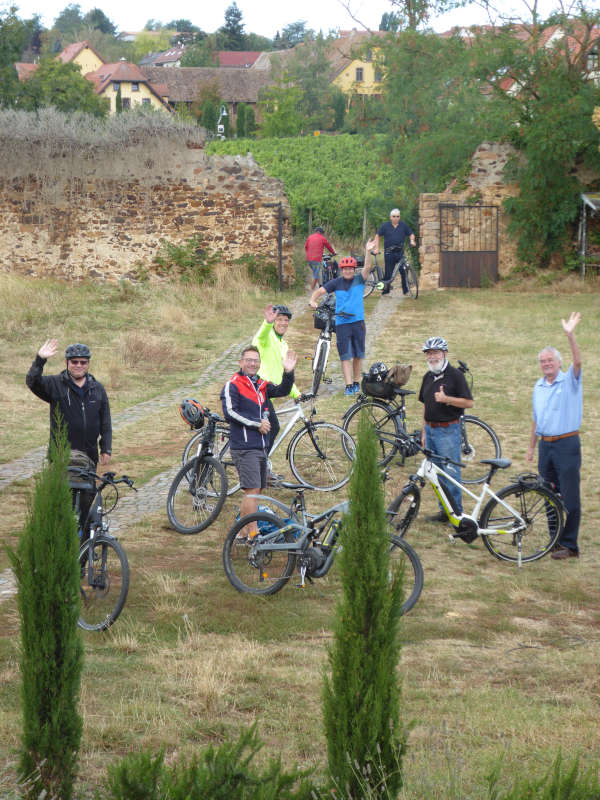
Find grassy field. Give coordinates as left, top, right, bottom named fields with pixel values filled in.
left=1, top=268, right=599, bottom=797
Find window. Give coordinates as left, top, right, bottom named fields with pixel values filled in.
left=587, top=48, right=598, bottom=72
left=131, top=82, right=139, bottom=92
left=122, top=97, right=131, bottom=109
left=374, top=70, right=383, bottom=83
left=142, top=98, right=151, bottom=105
left=113, top=82, right=119, bottom=91
left=355, top=67, right=364, bottom=82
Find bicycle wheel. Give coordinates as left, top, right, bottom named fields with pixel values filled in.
left=215, top=430, right=240, bottom=496
left=479, top=483, right=564, bottom=563
left=405, top=264, right=419, bottom=299
left=362, top=266, right=378, bottom=298
left=182, top=430, right=203, bottom=465
left=166, top=455, right=227, bottom=534
left=78, top=534, right=129, bottom=631
left=388, top=535, right=423, bottom=615
left=460, top=416, right=501, bottom=485
left=223, top=512, right=297, bottom=595
left=386, top=484, right=421, bottom=538
left=311, top=340, right=328, bottom=396
left=342, top=399, right=401, bottom=467
left=289, top=422, right=355, bottom=491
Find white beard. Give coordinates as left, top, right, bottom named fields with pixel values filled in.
left=428, top=358, right=447, bottom=375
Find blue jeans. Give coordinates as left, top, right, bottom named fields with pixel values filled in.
left=538, top=435, right=581, bottom=552
left=425, top=422, right=463, bottom=513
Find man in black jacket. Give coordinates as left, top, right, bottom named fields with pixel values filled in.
left=26, top=338, right=112, bottom=467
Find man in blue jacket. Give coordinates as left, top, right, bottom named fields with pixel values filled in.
left=221, top=345, right=297, bottom=539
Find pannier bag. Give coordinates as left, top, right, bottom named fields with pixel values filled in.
left=313, top=294, right=336, bottom=331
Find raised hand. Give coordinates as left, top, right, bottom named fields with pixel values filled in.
left=561, top=311, right=581, bottom=336
left=264, top=304, right=277, bottom=324
left=283, top=349, right=298, bottom=372
left=38, top=339, right=58, bottom=360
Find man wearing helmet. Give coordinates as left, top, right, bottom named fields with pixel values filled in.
left=26, top=338, right=112, bottom=468
left=418, top=337, right=473, bottom=523
left=252, top=304, right=300, bottom=453
left=305, top=226, right=336, bottom=290
left=310, top=239, right=377, bottom=396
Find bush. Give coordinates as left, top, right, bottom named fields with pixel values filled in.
left=234, top=253, right=279, bottom=290
left=153, top=234, right=220, bottom=284
left=103, top=724, right=318, bottom=800
left=486, top=751, right=600, bottom=799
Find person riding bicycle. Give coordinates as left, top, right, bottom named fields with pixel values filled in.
left=305, top=226, right=336, bottom=291
left=26, top=339, right=112, bottom=533
left=309, top=239, right=377, bottom=396
left=221, top=345, right=297, bottom=539
left=418, top=337, right=473, bottom=526
left=372, top=209, right=416, bottom=296
left=252, top=304, right=300, bottom=455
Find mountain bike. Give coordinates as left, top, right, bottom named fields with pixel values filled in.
left=386, top=432, right=565, bottom=567
left=311, top=297, right=353, bottom=396
left=167, top=408, right=228, bottom=534
left=319, top=254, right=338, bottom=285
left=222, top=482, right=423, bottom=614
left=342, top=361, right=500, bottom=485
left=69, top=467, right=134, bottom=631
left=358, top=248, right=419, bottom=299
left=218, top=397, right=356, bottom=493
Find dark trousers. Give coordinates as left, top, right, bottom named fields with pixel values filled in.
left=266, top=398, right=280, bottom=453
left=384, top=253, right=408, bottom=293
left=538, top=435, right=581, bottom=552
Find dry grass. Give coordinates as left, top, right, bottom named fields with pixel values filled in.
left=0, top=275, right=599, bottom=797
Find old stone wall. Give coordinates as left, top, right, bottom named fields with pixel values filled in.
left=418, top=142, right=520, bottom=289
left=0, top=144, right=294, bottom=283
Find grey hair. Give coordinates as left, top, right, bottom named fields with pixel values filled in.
left=390, top=208, right=401, bottom=217
left=538, top=346, right=562, bottom=363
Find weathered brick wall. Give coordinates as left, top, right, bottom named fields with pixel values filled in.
left=0, top=144, right=294, bottom=283
left=418, top=142, right=520, bottom=289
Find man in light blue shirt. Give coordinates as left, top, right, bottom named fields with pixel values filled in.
left=527, top=312, right=582, bottom=559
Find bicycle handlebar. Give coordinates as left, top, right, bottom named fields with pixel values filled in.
left=392, top=430, right=467, bottom=469
left=68, top=467, right=137, bottom=491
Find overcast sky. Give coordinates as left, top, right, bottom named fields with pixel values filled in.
left=5, top=0, right=553, bottom=39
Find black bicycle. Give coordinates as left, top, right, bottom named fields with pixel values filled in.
left=69, top=468, right=134, bottom=632
left=222, top=482, right=423, bottom=614
left=342, top=361, right=501, bottom=485
left=167, top=408, right=228, bottom=534
left=359, top=247, right=419, bottom=299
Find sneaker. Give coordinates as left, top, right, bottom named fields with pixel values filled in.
left=352, top=382, right=360, bottom=393
left=345, top=385, right=354, bottom=396
left=426, top=510, right=448, bottom=523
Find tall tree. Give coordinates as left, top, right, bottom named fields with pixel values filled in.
left=280, top=20, right=312, bottom=48
left=220, top=2, right=245, bottom=50
left=323, top=412, right=405, bottom=798
left=387, top=0, right=464, bottom=30
left=0, top=7, right=34, bottom=107
left=180, top=34, right=218, bottom=66
left=53, top=4, right=84, bottom=36
left=18, top=56, right=109, bottom=116
left=82, top=8, right=116, bottom=35
left=9, top=417, right=83, bottom=800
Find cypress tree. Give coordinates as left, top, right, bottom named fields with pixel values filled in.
left=9, top=413, right=83, bottom=800
left=236, top=102, right=247, bottom=138
left=245, top=106, right=256, bottom=138
left=115, top=84, right=122, bottom=113
left=323, top=411, right=405, bottom=798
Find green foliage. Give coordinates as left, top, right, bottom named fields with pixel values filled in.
left=233, top=253, right=279, bottom=289
left=132, top=30, right=172, bottom=61
left=486, top=751, right=600, bottom=799
left=220, top=2, right=245, bottom=51
left=323, top=412, right=405, bottom=799
left=82, top=8, right=116, bottom=35
left=8, top=414, right=83, bottom=800
left=103, top=724, right=318, bottom=800
left=115, top=85, right=122, bottom=114
left=208, top=134, right=396, bottom=236
left=16, top=56, right=109, bottom=116
left=53, top=4, right=84, bottom=36
left=259, top=85, right=305, bottom=138
left=180, top=36, right=218, bottom=67
left=245, top=105, right=256, bottom=138
left=0, top=7, right=32, bottom=67
left=201, top=99, right=217, bottom=133
left=153, top=234, right=219, bottom=284
left=235, top=102, right=246, bottom=138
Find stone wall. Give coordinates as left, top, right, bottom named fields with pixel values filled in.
left=0, top=144, right=294, bottom=283
left=418, top=142, right=520, bottom=289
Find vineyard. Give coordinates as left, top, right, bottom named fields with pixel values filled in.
left=208, top=133, right=404, bottom=237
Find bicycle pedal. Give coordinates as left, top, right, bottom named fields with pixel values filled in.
left=323, top=377, right=332, bottom=384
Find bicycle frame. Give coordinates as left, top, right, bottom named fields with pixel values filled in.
left=269, top=402, right=326, bottom=464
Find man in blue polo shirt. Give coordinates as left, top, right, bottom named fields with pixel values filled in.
left=309, top=238, right=376, bottom=396
left=526, top=312, right=582, bottom=559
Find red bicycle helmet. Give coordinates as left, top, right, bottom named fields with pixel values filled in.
left=179, top=398, right=205, bottom=429
left=339, top=256, right=357, bottom=269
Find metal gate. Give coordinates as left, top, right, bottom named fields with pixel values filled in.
left=439, top=204, right=498, bottom=287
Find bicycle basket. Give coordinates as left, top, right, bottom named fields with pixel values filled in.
left=361, top=375, right=394, bottom=399
left=314, top=294, right=336, bottom=331
left=385, top=364, right=412, bottom=387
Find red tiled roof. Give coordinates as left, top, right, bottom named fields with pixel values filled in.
left=15, top=62, right=38, bottom=80
left=86, top=61, right=171, bottom=107
left=217, top=51, right=261, bottom=67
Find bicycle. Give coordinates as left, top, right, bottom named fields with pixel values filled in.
left=386, top=433, right=565, bottom=567
left=222, top=482, right=423, bottom=614
left=311, top=297, right=353, bottom=396
left=342, top=361, right=500, bottom=485
left=69, top=467, right=134, bottom=631
left=359, top=247, right=419, bottom=299
left=167, top=408, right=228, bottom=534
left=181, top=414, right=237, bottom=496
left=319, top=254, right=338, bottom=285
left=218, top=396, right=356, bottom=493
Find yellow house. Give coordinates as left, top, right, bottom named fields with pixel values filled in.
left=329, top=30, right=386, bottom=104
left=58, top=41, right=104, bottom=75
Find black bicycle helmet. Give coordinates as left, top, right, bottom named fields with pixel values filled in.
left=367, top=361, right=389, bottom=383
left=272, top=304, right=292, bottom=319
left=314, top=226, right=324, bottom=234
left=179, top=398, right=205, bottom=429
left=422, top=337, right=448, bottom=352
left=65, top=343, right=91, bottom=360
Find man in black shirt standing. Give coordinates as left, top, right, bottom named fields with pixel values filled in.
left=418, top=337, right=473, bottom=522
left=372, top=208, right=416, bottom=295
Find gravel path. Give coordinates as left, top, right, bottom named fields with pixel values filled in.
left=1, top=289, right=405, bottom=601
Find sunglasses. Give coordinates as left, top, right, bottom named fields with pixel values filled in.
left=69, top=359, right=89, bottom=365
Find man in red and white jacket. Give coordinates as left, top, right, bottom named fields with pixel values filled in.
left=221, top=345, right=297, bottom=538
